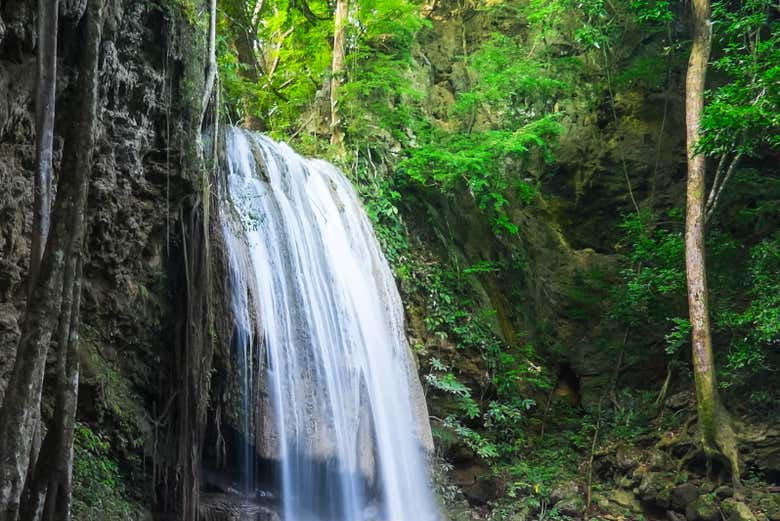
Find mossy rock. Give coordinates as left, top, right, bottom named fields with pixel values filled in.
left=637, top=471, right=675, bottom=509
left=685, top=496, right=719, bottom=521
left=608, top=488, right=643, bottom=513
left=671, top=483, right=701, bottom=511
left=721, top=499, right=757, bottom=521
left=615, top=445, right=643, bottom=471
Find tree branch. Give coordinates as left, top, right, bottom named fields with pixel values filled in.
left=705, top=152, right=729, bottom=213
left=705, top=152, right=742, bottom=223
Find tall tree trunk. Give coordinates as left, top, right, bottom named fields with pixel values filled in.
left=19, top=259, right=83, bottom=521
left=0, top=1, right=103, bottom=518
left=30, top=0, right=59, bottom=294
left=684, top=0, right=741, bottom=488
left=47, top=257, right=83, bottom=521
left=329, top=0, right=348, bottom=151
left=27, top=0, right=60, bottom=497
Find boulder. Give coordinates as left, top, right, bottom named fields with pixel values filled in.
left=685, top=497, right=719, bottom=521
left=672, top=483, right=701, bottom=511
left=721, top=499, right=757, bottom=521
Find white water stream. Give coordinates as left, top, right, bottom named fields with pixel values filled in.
left=221, top=128, right=439, bottom=521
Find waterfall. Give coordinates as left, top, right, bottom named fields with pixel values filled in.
left=220, top=128, right=439, bottom=521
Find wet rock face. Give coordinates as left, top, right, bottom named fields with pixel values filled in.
left=199, top=494, right=280, bottom=521
left=0, top=0, right=200, bottom=503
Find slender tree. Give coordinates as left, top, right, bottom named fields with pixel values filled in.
left=199, top=0, right=217, bottom=139
left=329, top=0, right=348, bottom=150
left=684, top=0, right=741, bottom=487
left=31, top=0, right=59, bottom=292
left=26, top=0, right=61, bottom=492
left=0, top=0, right=104, bottom=518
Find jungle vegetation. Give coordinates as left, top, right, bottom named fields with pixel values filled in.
left=0, top=0, right=776, bottom=520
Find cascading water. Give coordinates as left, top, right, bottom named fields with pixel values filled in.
left=220, top=127, right=439, bottom=521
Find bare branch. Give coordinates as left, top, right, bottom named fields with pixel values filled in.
left=705, top=152, right=742, bottom=223
left=705, top=152, right=729, bottom=212
left=251, top=0, right=265, bottom=31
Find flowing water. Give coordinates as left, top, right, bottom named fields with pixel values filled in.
left=220, top=128, right=439, bottom=521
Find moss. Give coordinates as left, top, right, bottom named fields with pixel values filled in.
left=80, top=325, right=146, bottom=441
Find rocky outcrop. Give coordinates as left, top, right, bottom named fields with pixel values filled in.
left=0, top=0, right=208, bottom=515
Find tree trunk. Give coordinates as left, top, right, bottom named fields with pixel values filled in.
left=20, top=258, right=83, bottom=521
left=199, top=0, right=217, bottom=137
left=684, top=0, right=741, bottom=488
left=0, top=1, right=103, bottom=518
left=30, top=0, right=59, bottom=294
left=329, top=0, right=348, bottom=151
left=26, top=0, right=60, bottom=498
left=49, top=258, right=83, bottom=521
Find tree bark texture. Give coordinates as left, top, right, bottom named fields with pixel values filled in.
left=684, top=0, right=741, bottom=487
left=0, top=1, right=103, bottom=519
left=329, top=0, right=347, bottom=150
left=199, top=0, right=217, bottom=135
left=19, top=258, right=83, bottom=521
left=30, top=0, right=59, bottom=295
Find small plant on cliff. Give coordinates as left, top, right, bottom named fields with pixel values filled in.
left=72, top=423, right=140, bottom=520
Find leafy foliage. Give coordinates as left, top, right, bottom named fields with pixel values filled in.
left=716, top=233, right=780, bottom=394
left=611, top=211, right=686, bottom=329
left=72, top=423, right=141, bottom=520
left=699, top=0, right=780, bottom=156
